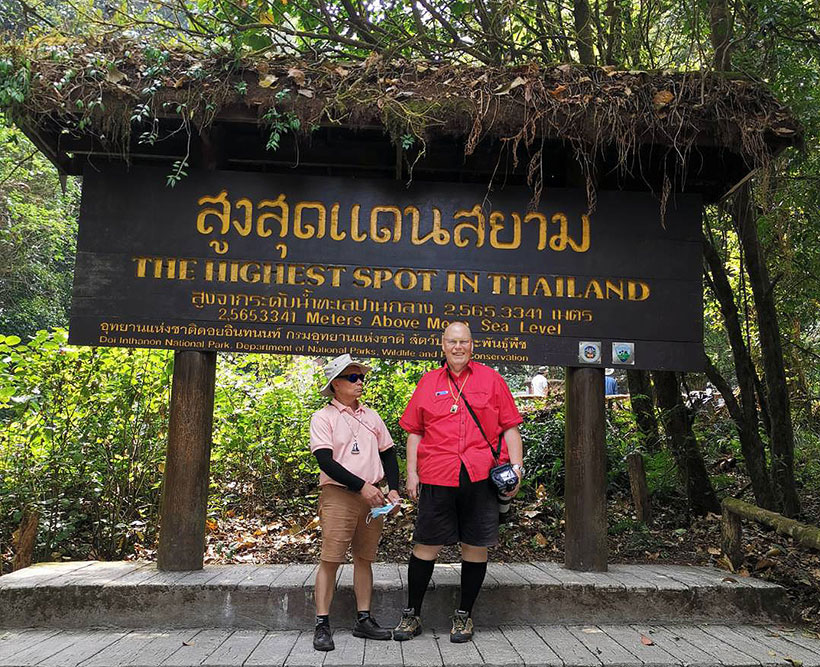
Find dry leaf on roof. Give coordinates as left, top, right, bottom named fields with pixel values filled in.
left=287, top=67, right=305, bottom=85
left=653, top=90, right=675, bottom=108
left=105, top=68, right=127, bottom=84
left=494, top=76, right=526, bottom=95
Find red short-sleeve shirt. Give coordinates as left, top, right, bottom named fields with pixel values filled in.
left=400, top=361, right=523, bottom=487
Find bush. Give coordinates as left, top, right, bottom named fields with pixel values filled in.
left=0, top=335, right=433, bottom=565
left=0, top=329, right=171, bottom=561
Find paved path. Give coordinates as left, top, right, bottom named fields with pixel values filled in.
left=0, top=624, right=819, bottom=667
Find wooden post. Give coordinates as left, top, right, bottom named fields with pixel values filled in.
left=626, top=452, right=651, bottom=524
left=157, top=350, right=216, bottom=571
left=564, top=366, right=608, bottom=571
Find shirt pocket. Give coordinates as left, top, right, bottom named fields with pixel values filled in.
left=465, top=390, right=490, bottom=410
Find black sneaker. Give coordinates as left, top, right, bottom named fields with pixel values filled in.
left=393, top=607, right=422, bottom=641
left=353, top=615, right=392, bottom=640
left=313, top=623, right=334, bottom=651
left=450, top=609, right=474, bottom=643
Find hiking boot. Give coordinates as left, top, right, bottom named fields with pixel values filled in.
left=450, top=609, right=474, bottom=643
left=353, top=615, right=392, bottom=640
left=313, top=623, right=334, bottom=651
left=393, top=608, right=422, bottom=641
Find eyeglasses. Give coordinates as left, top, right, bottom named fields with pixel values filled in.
left=443, top=339, right=472, bottom=348
left=338, top=373, right=366, bottom=383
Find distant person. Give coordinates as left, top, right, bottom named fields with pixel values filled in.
left=531, top=366, right=549, bottom=396
left=394, top=322, right=524, bottom=644
left=309, top=354, right=401, bottom=651
left=605, top=368, right=618, bottom=396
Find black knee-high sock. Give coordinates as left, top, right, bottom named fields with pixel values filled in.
left=407, top=554, right=436, bottom=615
left=459, top=560, right=487, bottom=615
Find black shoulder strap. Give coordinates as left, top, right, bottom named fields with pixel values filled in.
left=447, top=368, right=503, bottom=462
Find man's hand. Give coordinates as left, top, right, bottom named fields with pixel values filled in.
left=387, top=489, right=402, bottom=514
left=360, top=482, right=385, bottom=507
left=501, top=468, right=523, bottom=499
left=406, top=471, right=420, bottom=501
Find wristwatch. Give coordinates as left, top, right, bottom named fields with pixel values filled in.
left=511, top=464, right=525, bottom=478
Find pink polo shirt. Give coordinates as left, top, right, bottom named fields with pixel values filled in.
left=400, top=361, right=523, bottom=487
left=309, top=398, right=395, bottom=487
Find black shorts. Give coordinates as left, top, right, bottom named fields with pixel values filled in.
left=413, top=464, right=500, bottom=547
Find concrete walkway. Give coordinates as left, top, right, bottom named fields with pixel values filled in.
left=2, top=561, right=818, bottom=666
left=0, top=562, right=787, bottom=629
left=1, top=623, right=820, bottom=667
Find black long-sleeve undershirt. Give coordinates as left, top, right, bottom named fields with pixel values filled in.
left=313, top=446, right=400, bottom=493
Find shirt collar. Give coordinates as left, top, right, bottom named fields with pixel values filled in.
left=330, top=397, right=363, bottom=414
left=443, top=360, right=474, bottom=379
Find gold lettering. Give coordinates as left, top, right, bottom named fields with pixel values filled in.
left=628, top=280, right=651, bottom=301
left=239, top=262, right=261, bottom=283
left=533, top=277, right=553, bottom=296
left=350, top=204, right=366, bottom=242
left=232, top=198, right=253, bottom=236
left=409, top=206, right=450, bottom=245
left=197, top=191, right=230, bottom=235
left=583, top=280, right=604, bottom=299
left=305, top=265, right=326, bottom=286
left=353, top=267, right=372, bottom=288
left=454, top=204, right=486, bottom=248
left=133, top=257, right=149, bottom=278
left=371, top=206, right=402, bottom=243
left=294, top=201, right=326, bottom=239
left=329, top=204, right=347, bottom=241
left=257, top=194, right=289, bottom=238
left=549, top=212, right=591, bottom=252
left=605, top=280, right=624, bottom=299
left=524, top=212, right=548, bottom=250
left=489, top=211, right=521, bottom=249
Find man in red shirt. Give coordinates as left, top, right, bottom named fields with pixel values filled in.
left=393, top=322, right=524, bottom=643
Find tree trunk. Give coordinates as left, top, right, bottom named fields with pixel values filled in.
left=652, top=370, right=720, bottom=516
left=12, top=509, right=39, bottom=571
left=733, top=185, right=800, bottom=516
left=707, top=0, right=733, bottom=70
left=573, top=0, right=596, bottom=64
left=626, top=369, right=660, bottom=452
left=703, top=235, right=776, bottom=509
left=626, top=452, right=651, bottom=523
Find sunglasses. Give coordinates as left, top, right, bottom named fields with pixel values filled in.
left=338, top=373, right=367, bottom=383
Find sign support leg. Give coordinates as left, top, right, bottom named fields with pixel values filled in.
left=564, top=366, right=608, bottom=571
left=157, top=350, right=216, bottom=571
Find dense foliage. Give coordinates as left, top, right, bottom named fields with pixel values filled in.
left=0, top=330, right=438, bottom=562
left=0, top=116, right=79, bottom=337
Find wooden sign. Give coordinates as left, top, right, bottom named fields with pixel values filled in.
left=69, top=166, right=703, bottom=370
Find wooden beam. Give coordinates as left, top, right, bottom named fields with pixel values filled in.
left=564, top=366, right=608, bottom=571
left=156, top=350, right=216, bottom=571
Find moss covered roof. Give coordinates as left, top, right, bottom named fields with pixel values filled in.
left=2, top=38, right=802, bottom=199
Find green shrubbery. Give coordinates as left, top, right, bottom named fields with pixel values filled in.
left=0, top=331, right=432, bottom=563
left=6, top=330, right=816, bottom=566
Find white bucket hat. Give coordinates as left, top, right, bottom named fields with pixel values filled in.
left=605, top=368, right=615, bottom=376
left=320, top=354, right=372, bottom=397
